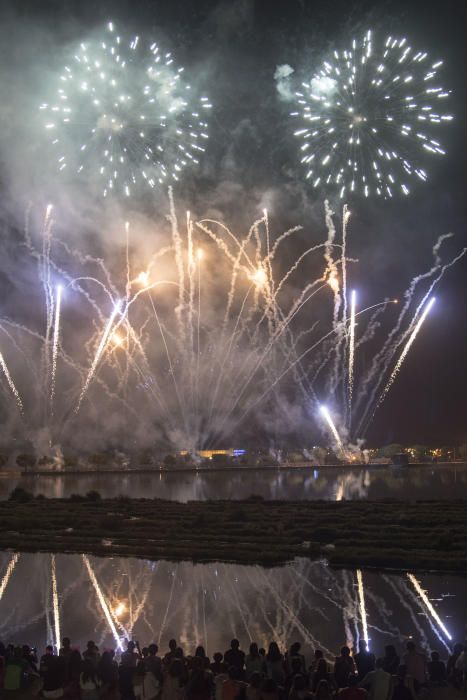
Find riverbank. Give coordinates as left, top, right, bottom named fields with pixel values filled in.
left=1, top=459, right=463, bottom=476
left=1, top=493, right=466, bottom=572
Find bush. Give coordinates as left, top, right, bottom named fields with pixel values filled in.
left=69, top=493, right=85, bottom=502
left=9, top=487, right=34, bottom=503
left=16, top=454, right=36, bottom=469
left=163, top=454, right=176, bottom=468
left=88, top=453, right=108, bottom=467
left=64, top=456, right=78, bottom=468
left=86, top=490, right=102, bottom=501
left=37, top=456, right=53, bottom=467
left=0, top=454, right=8, bottom=468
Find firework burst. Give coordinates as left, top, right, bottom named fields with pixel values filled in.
left=41, top=21, right=212, bottom=198
left=291, top=31, right=453, bottom=198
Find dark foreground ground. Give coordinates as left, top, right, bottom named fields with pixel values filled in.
left=0, top=494, right=465, bottom=571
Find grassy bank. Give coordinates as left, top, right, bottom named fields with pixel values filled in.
left=1, top=491, right=466, bottom=572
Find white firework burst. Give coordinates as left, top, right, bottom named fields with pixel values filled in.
left=41, top=21, right=212, bottom=198
left=291, top=30, right=453, bottom=198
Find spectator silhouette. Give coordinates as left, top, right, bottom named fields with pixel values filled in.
left=334, top=647, right=355, bottom=689
left=224, top=640, right=245, bottom=675
left=265, top=642, right=285, bottom=685
left=245, top=643, right=264, bottom=680
left=359, top=658, right=392, bottom=700
left=428, top=650, right=446, bottom=686
left=338, top=674, right=368, bottom=700
left=381, top=646, right=399, bottom=676
left=402, top=641, right=426, bottom=690
left=354, top=641, right=375, bottom=680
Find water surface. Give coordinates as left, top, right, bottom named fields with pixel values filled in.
left=2, top=463, right=467, bottom=501
left=0, top=552, right=463, bottom=659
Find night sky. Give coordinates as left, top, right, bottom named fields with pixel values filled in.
left=0, top=0, right=465, bottom=448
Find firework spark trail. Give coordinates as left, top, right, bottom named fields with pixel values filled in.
left=125, top=222, right=131, bottom=393
left=147, top=291, right=187, bottom=434
left=41, top=207, right=55, bottom=417
left=340, top=208, right=351, bottom=426
left=204, top=285, right=253, bottom=440
left=348, top=289, right=357, bottom=425
left=51, top=554, right=61, bottom=651
left=222, top=564, right=252, bottom=642
left=377, top=296, right=435, bottom=406
left=50, top=285, right=62, bottom=414
left=0, top=351, right=24, bottom=414
left=292, top=30, right=452, bottom=198
left=245, top=568, right=297, bottom=651
left=158, top=569, right=177, bottom=645
left=200, top=567, right=208, bottom=652
left=0, top=553, right=20, bottom=601
left=356, top=569, right=370, bottom=650
left=192, top=218, right=259, bottom=437
left=196, top=247, right=202, bottom=421
left=74, top=300, right=122, bottom=414
left=256, top=566, right=332, bottom=656
left=204, top=270, right=332, bottom=446
left=354, top=234, right=463, bottom=434
left=227, top=301, right=391, bottom=442
left=382, top=576, right=430, bottom=650
left=320, top=405, right=345, bottom=455
left=5, top=200, right=466, bottom=453
left=82, top=555, right=124, bottom=650
left=364, top=587, right=402, bottom=639
left=279, top=562, right=333, bottom=638
left=407, top=573, right=452, bottom=642
left=324, top=201, right=341, bottom=328
left=186, top=212, right=197, bottom=427
left=0, top=318, right=135, bottom=429
left=168, top=189, right=186, bottom=345
left=341, top=207, right=350, bottom=331
left=324, top=203, right=347, bottom=405
left=397, top=577, right=451, bottom=654
left=355, top=301, right=391, bottom=350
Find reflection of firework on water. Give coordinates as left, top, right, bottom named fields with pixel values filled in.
left=0, top=553, right=20, bottom=602
left=0, top=198, right=464, bottom=455
left=407, top=573, right=452, bottom=643
left=0, top=552, right=457, bottom=657
left=83, top=554, right=124, bottom=651
left=356, top=569, right=369, bottom=650
left=51, top=554, right=61, bottom=651
left=291, top=31, right=453, bottom=198
left=41, top=22, right=212, bottom=198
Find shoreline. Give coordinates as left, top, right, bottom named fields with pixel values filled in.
left=2, top=494, right=467, bottom=573
left=0, top=460, right=464, bottom=477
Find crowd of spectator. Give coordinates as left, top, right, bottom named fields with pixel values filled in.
left=1, top=636, right=466, bottom=700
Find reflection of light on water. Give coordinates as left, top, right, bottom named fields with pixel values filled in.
left=83, top=554, right=124, bottom=650
left=407, top=573, right=452, bottom=641
left=51, top=554, right=61, bottom=651
left=334, top=472, right=370, bottom=501
left=335, top=480, right=344, bottom=501
left=356, top=569, right=370, bottom=650
left=0, top=552, right=20, bottom=601
left=114, top=601, right=126, bottom=617
left=1, top=550, right=465, bottom=654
